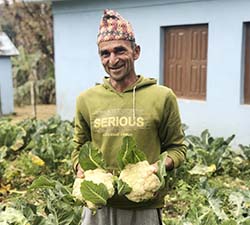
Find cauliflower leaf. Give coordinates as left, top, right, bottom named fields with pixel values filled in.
left=157, top=151, right=169, bottom=189
left=80, top=180, right=109, bottom=206
left=79, top=142, right=106, bottom=171
left=117, top=136, right=146, bottom=170
left=116, top=179, right=132, bottom=196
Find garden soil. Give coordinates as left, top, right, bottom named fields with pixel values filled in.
left=9, top=104, right=57, bottom=123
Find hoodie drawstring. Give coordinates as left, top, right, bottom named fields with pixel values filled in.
left=133, top=85, right=136, bottom=121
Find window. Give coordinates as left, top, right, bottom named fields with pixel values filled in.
left=244, top=22, right=250, bottom=104
left=164, top=24, right=208, bottom=100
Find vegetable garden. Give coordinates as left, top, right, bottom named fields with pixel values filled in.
left=0, top=116, right=249, bottom=225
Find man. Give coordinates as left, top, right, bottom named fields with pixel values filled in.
left=72, top=9, right=186, bottom=225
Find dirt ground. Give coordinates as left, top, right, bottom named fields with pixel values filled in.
left=6, top=104, right=57, bottom=123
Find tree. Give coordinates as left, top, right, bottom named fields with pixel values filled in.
left=0, top=0, right=55, bottom=106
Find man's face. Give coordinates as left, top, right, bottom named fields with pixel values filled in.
left=98, top=40, right=140, bottom=82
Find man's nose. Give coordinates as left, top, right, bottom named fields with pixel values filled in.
left=109, top=53, right=118, bottom=65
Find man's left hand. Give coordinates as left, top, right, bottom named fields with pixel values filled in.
left=151, top=156, right=174, bottom=173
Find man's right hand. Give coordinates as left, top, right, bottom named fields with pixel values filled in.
left=76, top=164, right=84, bottom=178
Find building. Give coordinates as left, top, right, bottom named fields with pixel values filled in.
left=0, top=32, right=18, bottom=115
left=27, top=0, right=250, bottom=145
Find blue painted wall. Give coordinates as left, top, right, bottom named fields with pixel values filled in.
left=52, top=0, right=250, bottom=144
left=0, top=57, right=14, bottom=115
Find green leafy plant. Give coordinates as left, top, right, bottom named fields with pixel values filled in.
left=0, top=118, right=26, bottom=154
left=0, top=116, right=249, bottom=224
left=186, top=130, right=235, bottom=174
left=29, top=176, right=82, bottom=225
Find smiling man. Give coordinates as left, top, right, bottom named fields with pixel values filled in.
left=99, top=39, right=140, bottom=92
left=72, top=9, right=186, bottom=225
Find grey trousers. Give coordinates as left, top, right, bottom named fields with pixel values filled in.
left=81, top=206, right=163, bottom=225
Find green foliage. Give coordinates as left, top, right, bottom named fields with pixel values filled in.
left=3, top=151, right=44, bottom=189
left=157, top=152, right=169, bottom=189
left=0, top=116, right=81, bottom=224
left=36, top=77, right=56, bottom=104
left=162, top=130, right=250, bottom=224
left=14, top=81, right=32, bottom=106
left=14, top=70, right=56, bottom=106
left=29, top=176, right=82, bottom=225
left=0, top=118, right=26, bottom=160
left=12, top=47, right=56, bottom=106
left=116, top=179, right=132, bottom=195
left=239, top=144, right=250, bottom=159
left=80, top=180, right=109, bottom=206
left=78, top=142, right=106, bottom=171
left=117, top=136, right=146, bottom=170
left=186, top=129, right=235, bottom=170
left=0, top=207, right=30, bottom=225
left=24, top=117, right=74, bottom=169
left=12, top=46, right=41, bottom=82
left=0, top=117, right=249, bottom=224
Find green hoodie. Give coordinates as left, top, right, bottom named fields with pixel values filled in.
left=72, top=75, right=186, bottom=209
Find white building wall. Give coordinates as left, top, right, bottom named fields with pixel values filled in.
left=52, top=0, right=250, bottom=145
left=0, top=57, right=14, bottom=115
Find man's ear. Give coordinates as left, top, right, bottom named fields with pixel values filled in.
left=133, top=45, right=141, bottom=60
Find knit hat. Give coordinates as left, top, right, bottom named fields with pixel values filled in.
left=97, top=9, right=135, bottom=44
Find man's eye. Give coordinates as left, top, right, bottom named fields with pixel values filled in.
left=116, top=48, right=126, bottom=54
left=101, top=51, right=110, bottom=57
left=117, top=50, right=125, bottom=54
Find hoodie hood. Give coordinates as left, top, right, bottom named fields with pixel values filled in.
left=102, top=75, right=157, bottom=93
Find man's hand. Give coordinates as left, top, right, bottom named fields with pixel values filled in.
left=165, top=156, right=174, bottom=171
left=151, top=156, right=174, bottom=173
left=76, top=164, right=85, bottom=178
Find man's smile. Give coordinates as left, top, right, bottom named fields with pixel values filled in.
left=109, top=64, right=124, bottom=71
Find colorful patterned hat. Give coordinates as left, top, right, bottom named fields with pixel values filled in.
left=97, top=9, right=135, bottom=44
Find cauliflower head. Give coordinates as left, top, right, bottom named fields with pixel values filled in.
left=72, top=177, right=84, bottom=201
left=72, top=168, right=115, bottom=210
left=119, top=160, right=161, bottom=203
left=84, top=168, right=115, bottom=198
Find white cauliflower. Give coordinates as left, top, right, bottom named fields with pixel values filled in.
left=118, top=160, right=161, bottom=202
left=84, top=168, right=115, bottom=198
left=72, top=177, right=84, bottom=201
left=72, top=168, right=115, bottom=209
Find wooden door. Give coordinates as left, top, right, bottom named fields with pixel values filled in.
left=164, top=25, right=208, bottom=100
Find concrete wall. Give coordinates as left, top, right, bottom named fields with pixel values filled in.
left=52, top=0, right=250, bottom=145
left=0, top=57, right=14, bottom=115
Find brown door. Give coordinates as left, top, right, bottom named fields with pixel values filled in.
left=244, top=23, right=250, bottom=104
left=164, top=24, right=208, bottom=100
